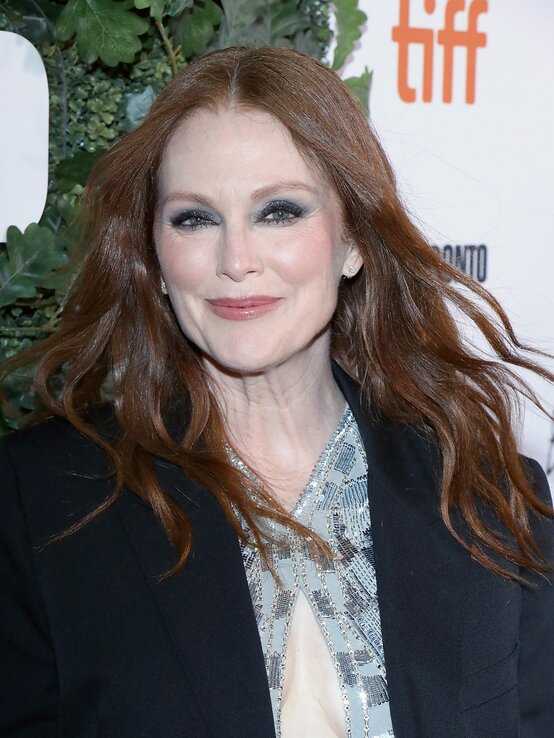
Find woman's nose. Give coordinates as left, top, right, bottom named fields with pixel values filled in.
left=215, top=225, right=264, bottom=282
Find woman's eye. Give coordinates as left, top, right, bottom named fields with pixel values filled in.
left=260, top=201, right=304, bottom=226
left=169, top=210, right=213, bottom=231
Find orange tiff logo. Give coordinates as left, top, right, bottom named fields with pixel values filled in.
left=392, top=0, right=488, bottom=104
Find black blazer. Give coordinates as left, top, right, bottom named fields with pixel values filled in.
left=1, top=364, right=553, bottom=738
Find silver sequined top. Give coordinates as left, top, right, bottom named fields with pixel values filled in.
left=229, top=405, right=395, bottom=738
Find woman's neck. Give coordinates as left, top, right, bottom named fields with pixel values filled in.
left=204, top=349, right=346, bottom=508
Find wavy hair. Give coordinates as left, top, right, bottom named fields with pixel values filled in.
left=2, top=45, right=553, bottom=582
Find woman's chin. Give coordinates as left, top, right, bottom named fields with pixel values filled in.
left=204, top=354, right=283, bottom=378
left=201, top=344, right=300, bottom=378
left=199, top=326, right=331, bottom=379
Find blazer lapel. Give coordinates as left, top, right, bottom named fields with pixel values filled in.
left=333, top=362, right=472, bottom=737
left=115, top=459, right=276, bottom=738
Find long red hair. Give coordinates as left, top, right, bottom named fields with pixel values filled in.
left=2, top=45, right=553, bottom=582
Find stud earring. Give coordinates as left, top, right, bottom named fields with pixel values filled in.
left=161, top=278, right=168, bottom=294
left=348, top=266, right=357, bottom=274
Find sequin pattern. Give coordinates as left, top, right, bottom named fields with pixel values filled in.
left=229, top=406, right=395, bottom=738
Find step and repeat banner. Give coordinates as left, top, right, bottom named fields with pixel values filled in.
left=1, top=2, right=553, bottom=480
left=338, top=0, right=554, bottom=481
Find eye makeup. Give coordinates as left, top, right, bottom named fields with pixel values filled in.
left=257, top=200, right=305, bottom=223
left=168, top=199, right=308, bottom=232
left=169, top=209, right=215, bottom=230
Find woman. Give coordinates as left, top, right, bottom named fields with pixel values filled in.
left=1, top=45, right=553, bottom=738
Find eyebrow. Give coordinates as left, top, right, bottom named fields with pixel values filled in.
left=160, top=181, right=318, bottom=208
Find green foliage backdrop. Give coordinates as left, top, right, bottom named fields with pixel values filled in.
left=0, top=0, right=371, bottom=429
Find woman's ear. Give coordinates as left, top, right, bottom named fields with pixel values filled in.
left=342, top=241, right=363, bottom=279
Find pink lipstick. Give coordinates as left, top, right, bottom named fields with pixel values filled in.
left=206, top=296, right=282, bottom=321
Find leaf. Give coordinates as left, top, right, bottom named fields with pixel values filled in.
left=30, top=0, right=64, bottom=24
left=171, top=0, right=222, bottom=58
left=50, top=198, right=76, bottom=229
left=134, top=0, right=166, bottom=22
left=200, top=0, right=222, bottom=25
left=343, top=67, right=372, bottom=117
left=0, top=225, right=68, bottom=308
left=166, top=0, right=194, bottom=16
left=38, top=267, right=76, bottom=294
left=216, top=0, right=267, bottom=48
left=4, top=0, right=62, bottom=45
left=269, top=0, right=311, bottom=43
left=331, top=0, right=367, bottom=72
left=290, top=29, right=322, bottom=58
left=123, top=85, right=157, bottom=130
left=56, top=0, right=149, bottom=67
left=0, top=364, right=39, bottom=426
left=55, top=149, right=106, bottom=193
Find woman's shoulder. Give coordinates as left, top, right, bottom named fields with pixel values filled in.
left=1, top=404, right=117, bottom=466
left=522, top=455, right=553, bottom=505
left=0, top=408, right=117, bottom=538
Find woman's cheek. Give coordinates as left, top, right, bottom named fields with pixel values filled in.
left=272, top=234, right=337, bottom=286
left=157, top=231, right=214, bottom=289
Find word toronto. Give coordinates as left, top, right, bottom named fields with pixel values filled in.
left=432, top=243, right=488, bottom=283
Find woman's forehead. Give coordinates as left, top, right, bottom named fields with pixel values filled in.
left=162, top=106, right=299, bottom=166
left=158, top=107, right=335, bottom=202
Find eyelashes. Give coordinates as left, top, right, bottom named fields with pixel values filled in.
left=168, top=210, right=211, bottom=230
left=168, top=200, right=306, bottom=232
left=259, top=200, right=306, bottom=225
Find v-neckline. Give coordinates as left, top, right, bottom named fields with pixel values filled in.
left=289, top=403, right=352, bottom=519
left=226, top=402, right=351, bottom=516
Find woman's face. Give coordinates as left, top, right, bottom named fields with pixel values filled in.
left=154, top=106, right=361, bottom=375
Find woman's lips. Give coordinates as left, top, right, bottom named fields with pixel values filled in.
left=206, top=296, right=282, bottom=321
